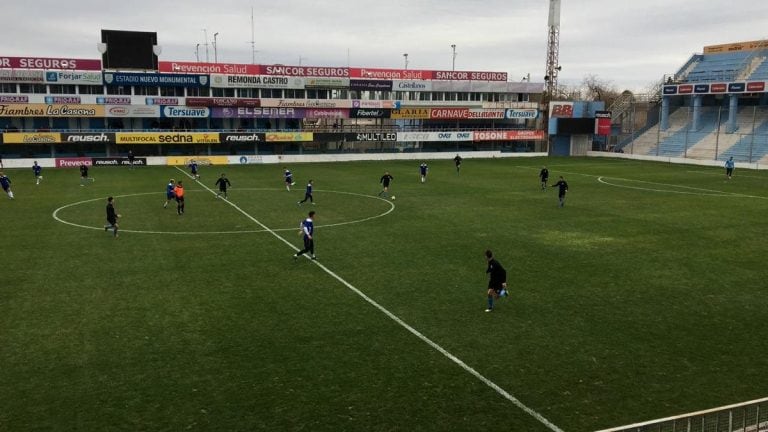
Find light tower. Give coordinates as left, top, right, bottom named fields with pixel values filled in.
left=544, top=0, right=561, bottom=101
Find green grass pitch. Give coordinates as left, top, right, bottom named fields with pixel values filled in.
left=1, top=157, right=766, bottom=432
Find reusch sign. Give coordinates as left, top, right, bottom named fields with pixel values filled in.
left=220, top=133, right=264, bottom=143
left=62, top=132, right=115, bottom=143
left=92, top=157, right=147, bottom=167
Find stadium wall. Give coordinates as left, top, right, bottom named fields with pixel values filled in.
left=587, top=151, right=768, bottom=170
left=0, top=151, right=547, bottom=169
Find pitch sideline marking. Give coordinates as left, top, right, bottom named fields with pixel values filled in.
left=596, top=177, right=733, bottom=196
left=52, top=188, right=395, bottom=234
left=516, top=165, right=768, bottom=200
left=174, top=167, right=565, bottom=432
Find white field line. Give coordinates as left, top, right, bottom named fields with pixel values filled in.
left=51, top=188, right=394, bottom=235
left=686, top=170, right=767, bottom=179
left=516, top=166, right=768, bottom=200
left=174, top=166, right=565, bottom=432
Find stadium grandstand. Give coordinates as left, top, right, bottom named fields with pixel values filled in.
left=613, top=39, right=768, bottom=164
left=0, top=29, right=546, bottom=161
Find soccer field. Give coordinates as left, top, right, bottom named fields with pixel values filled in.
left=1, top=157, right=767, bottom=432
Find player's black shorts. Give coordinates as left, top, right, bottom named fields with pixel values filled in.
left=107, top=218, right=117, bottom=225
left=176, top=196, right=185, bottom=203
left=726, top=168, right=734, bottom=175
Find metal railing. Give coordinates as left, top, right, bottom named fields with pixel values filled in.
left=596, top=397, right=768, bottom=432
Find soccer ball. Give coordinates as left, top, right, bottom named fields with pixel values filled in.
left=391, top=196, right=396, bottom=200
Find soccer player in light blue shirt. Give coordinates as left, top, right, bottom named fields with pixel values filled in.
left=293, top=211, right=316, bottom=260
left=725, top=156, right=735, bottom=179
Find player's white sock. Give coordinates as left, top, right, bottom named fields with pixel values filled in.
left=8, top=191, right=13, bottom=199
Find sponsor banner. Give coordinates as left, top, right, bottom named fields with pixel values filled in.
left=166, top=156, right=229, bottom=165
left=212, top=107, right=304, bottom=119
left=506, top=130, right=545, bottom=140
left=433, top=70, right=508, bottom=81
left=694, top=84, right=710, bottom=94
left=663, top=85, right=678, bottom=95
left=0, top=95, right=28, bottom=103
left=0, top=104, right=104, bottom=117
left=355, top=132, right=397, bottom=142
left=45, top=70, right=102, bottom=85
left=710, top=83, right=727, bottom=93
left=397, top=131, right=472, bottom=141
left=430, top=107, right=470, bottom=119
left=116, top=132, right=220, bottom=144
left=392, top=80, right=433, bottom=91
left=0, top=56, right=101, bottom=70
left=186, top=97, right=261, bottom=107
left=210, top=74, right=305, bottom=89
left=728, top=83, right=745, bottom=93
left=159, top=61, right=262, bottom=75
left=103, top=72, right=210, bottom=87
left=595, top=111, right=612, bottom=136
left=505, top=108, right=538, bottom=119
left=678, top=84, right=693, bottom=94
left=262, top=65, right=349, bottom=77
left=305, top=108, right=349, bottom=119
left=0, top=69, right=45, bottom=83
left=391, top=108, right=431, bottom=119
left=260, top=98, right=351, bottom=108
left=3, top=132, right=62, bottom=144
left=92, top=157, right=147, bottom=167
left=313, top=133, right=347, bottom=142
left=96, top=96, right=132, bottom=105
left=265, top=132, right=313, bottom=142
left=45, top=96, right=81, bottom=104
left=351, top=67, right=432, bottom=80
left=350, top=79, right=392, bottom=91
left=350, top=108, right=391, bottom=118
left=469, top=109, right=505, bottom=119
left=236, top=155, right=264, bottom=164
left=305, top=77, right=349, bottom=88
left=351, top=100, right=394, bottom=109
left=549, top=102, right=574, bottom=118
left=161, top=106, right=210, bottom=118
left=474, top=130, right=545, bottom=141
left=703, top=40, right=768, bottom=54
left=747, top=82, right=765, bottom=92
left=220, top=133, right=264, bottom=143
left=146, top=97, right=180, bottom=105
left=106, top=105, right=160, bottom=118
left=62, top=132, right=115, bottom=143
left=56, top=157, right=92, bottom=167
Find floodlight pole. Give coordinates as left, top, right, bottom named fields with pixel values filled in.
left=213, top=32, right=219, bottom=63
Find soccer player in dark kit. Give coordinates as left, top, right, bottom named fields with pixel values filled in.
left=378, top=171, right=394, bottom=197
left=552, top=176, right=569, bottom=207
left=104, top=196, right=120, bottom=238
left=215, top=173, right=232, bottom=199
left=484, top=250, right=508, bottom=312
left=539, top=166, right=549, bottom=190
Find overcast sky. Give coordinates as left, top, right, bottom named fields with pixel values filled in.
left=3, top=0, right=767, bottom=92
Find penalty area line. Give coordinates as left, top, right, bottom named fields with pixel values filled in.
left=172, top=167, right=564, bottom=432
